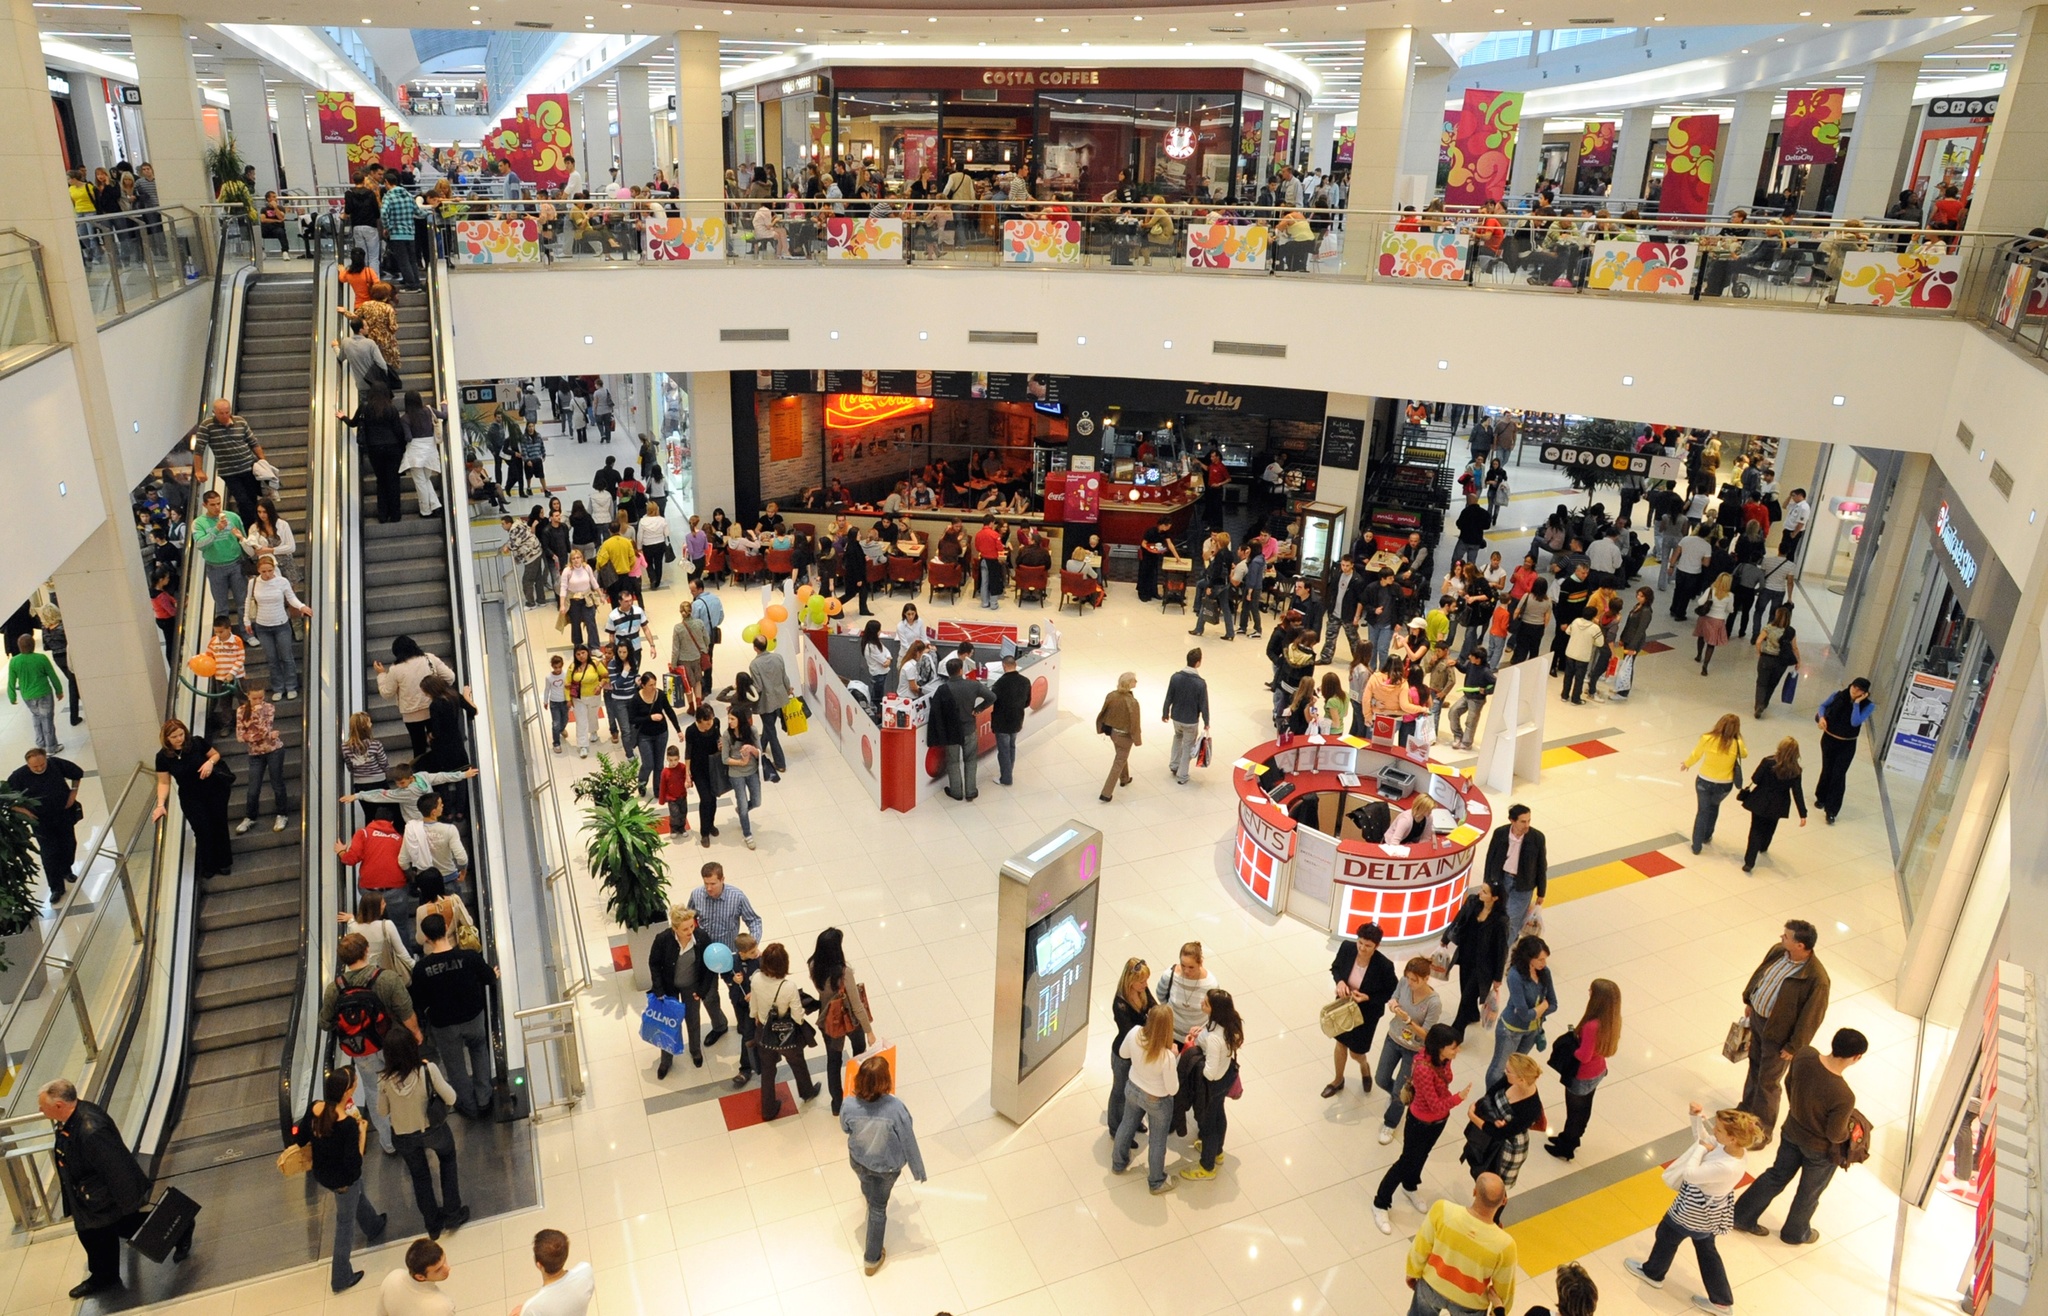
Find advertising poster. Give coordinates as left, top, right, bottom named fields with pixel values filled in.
left=1779, top=88, right=1846, bottom=166
left=1888, top=671, right=1956, bottom=780
left=1444, top=89, right=1523, bottom=208
left=1658, top=114, right=1721, bottom=216
left=345, top=106, right=383, bottom=170
left=315, top=91, right=355, bottom=144
left=525, top=92, right=575, bottom=187
left=1585, top=239, right=1696, bottom=295
left=1335, top=125, right=1354, bottom=165
left=1836, top=245, right=1963, bottom=309
left=1577, top=121, right=1616, bottom=169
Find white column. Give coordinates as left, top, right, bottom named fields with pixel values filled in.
left=66, top=74, right=109, bottom=171
left=688, top=371, right=735, bottom=517
left=272, top=83, right=316, bottom=194
left=0, top=0, right=169, bottom=791
left=1835, top=61, right=1919, bottom=217
left=1955, top=4, right=2048, bottom=235
left=1400, top=65, right=1453, bottom=197
left=614, top=65, right=655, bottom=188
left=581, top=89, right=611, bottom=182
left=1613, top=104, right=1656, bottom=203
left=222, top=59, right=278, bottom=198
left=675, top=30, right=721, bottom=210
left=127, top=13, right=211, bottom=212
left=1507, top=116, right=1548, bottom=198
left=1714, top=89, right=1777, bottom=215
left=1344, top=27, right=1414, bottom=218
left=1306, top=111, right=1335, bottom=175
left=568, top=94, right=588, bottom=186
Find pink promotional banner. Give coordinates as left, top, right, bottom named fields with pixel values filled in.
left=1659, top=114, right=1721, bottom=216
left=1779, top=88, right=1845, bottom=166
left=1444, top=89, right=1522, bottom=208
left=1578, top=121, right=1616, bottom=169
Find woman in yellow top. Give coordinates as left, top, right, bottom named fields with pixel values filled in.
left=66, top=169, right=95, bottom=216
left=595, top=525, right=639, bottom=600
left=1680, top=712, right=1747, bottom=856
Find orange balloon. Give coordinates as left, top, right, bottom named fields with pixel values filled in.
left=759, top=619, right=779, bottom=640
left=186, top=652, right=218, bottom=678
left=765, top=604, right=789, bottom=623
left=823, top=596, right=844, bottom=617
left=795, top=584, right=814, bottom=604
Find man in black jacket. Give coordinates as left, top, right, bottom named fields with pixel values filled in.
left=8, top=747, right=85, bottom=902
left=932, top=658, right=992, bottom=800
left=412, top=914, right=499, bottom=1115
left=649, top=905, right=718, bottom=1076
left=40, top=1078, right=190, bottom=1296
left=990, top=655, right=1031, bottom=787
left=1317, top=556, right=1364, bottom=663
left=1482, top=804, right=1548, bottom=942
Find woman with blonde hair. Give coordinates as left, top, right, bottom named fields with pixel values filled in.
left=1095, top=672, right=1142, bottom=802
left=1625, top=1104, right=1761, bottom=1313
left=1692, top=572, right=1737, bottom=674
left=1680, top=713, right=1747, bottom=855
left=1109, top=1002, right=1181, bottom=1194
left=1740, top=736, right=1808, bottom=872
left=1106, top=957, right=1157, bottom=1138
left=1546, top=978, right=1622, bottom=1162
left=340, top=711, right=389, bottom=823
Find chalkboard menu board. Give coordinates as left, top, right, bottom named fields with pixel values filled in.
left=1321, top=415, right=1364, bottom=471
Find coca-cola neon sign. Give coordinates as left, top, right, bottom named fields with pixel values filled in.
left=824, top=394, right=935, bottom=429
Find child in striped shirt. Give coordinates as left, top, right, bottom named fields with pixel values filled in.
left=341, top=762, right=479, bottom=823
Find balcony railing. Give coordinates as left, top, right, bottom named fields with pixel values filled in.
left=0, top=230, right=58, bottom=376
left=73, top=205, right=210, bottom=328
left=418, top=196, right=2001, bottom=319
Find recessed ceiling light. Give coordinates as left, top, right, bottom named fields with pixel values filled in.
left=918, top=331, right=928, bottom=340
left=1621, top=375, right=1634, bottom=386
left=1077, top=335, right=1087, bottom=345
left=1494, top=6, right=1504, bottom=11
left=468, top=5, right=477, bottom=9
left=583, top=335, right=594, bottom=344
left=1163, top=339, right=1173, bottom=348
left=1060, top=26, right=1069, bottom=32
left=1832, top=394, right=1846, bottom=406
left=1133, top=14, right=1142, bottom=20
left=1821, top=20, right=1831, bottom=25
left=1437, top=360, right=1449, bottom=369
left=1654, top=14, right=1665, bottom=19
left=694, top=23, right=701, bottom=28
left=829, top=330, right=839, bottom=339
left=475, top=18, right=483, bottom=23
left=360, top=16, right=370, bottom=22
left=1280, top=26, right=1289, bottom=32
left=1777, top=37, right=1786, bottom=41
left=928, top=15, right=937, bottom=20
left=1169, top=26, right=1176, bottom=31
left=1741, top=49, right=1750, bottom=53
left=795, top=26, right=802, bottom=32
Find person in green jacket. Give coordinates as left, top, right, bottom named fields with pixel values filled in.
left=8, top=635, right=65, bottom=753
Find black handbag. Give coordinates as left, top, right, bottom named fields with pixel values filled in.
left=128, top=1187, right=201, bottom=1263
left=759, top=982, right=817, bottom=1051
left=1547, top=1025, right=1582, bottom=1082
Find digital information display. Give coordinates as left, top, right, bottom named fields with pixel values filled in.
left=1018, top=883, right=1099, bottom=1081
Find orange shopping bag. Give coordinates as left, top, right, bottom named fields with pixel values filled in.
left=845, top=1041, right=897, bottom=1096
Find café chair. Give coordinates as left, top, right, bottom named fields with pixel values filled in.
left=928, top=559, right=964, bottom=603
left=887, top=555, right=925, bottom=596
left=703, top=545, right=728, bottom=586
left=728, top=547, right=766, bottom=585
left=1014, top=563, right=1049, bottom=606
left=1059, top=569, right=1103, bottom=614
left=1159, top=569, right=1189, bottom=613
left=765, top=547, right=795, bottom=586
left=866, top=556, right=890, bottom=593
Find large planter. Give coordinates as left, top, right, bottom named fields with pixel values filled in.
left=0, top=924, right=48, bottom=1005
left=622, top=922, right=661, bottom=992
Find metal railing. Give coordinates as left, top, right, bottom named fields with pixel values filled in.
left=1969, top=237, right=2048, bottom=363
left=74, top=205, right=210, bottom=328
left=428, top=196, right=2006, bottom=318
left=510, top=1002, right=585, bottom=1122
left=0, top=230, right=58, bottom=377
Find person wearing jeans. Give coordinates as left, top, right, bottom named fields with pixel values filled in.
left=411, top=912, right=498, bottom=1117
left=751, top=947, right=819, bottom=1119
left=723, top=713, right=763, bottom=848
left=627, top=674, right=682, bottom=797
left=8, top=635, right=64, bottom=753
left=1681, top=716, right=1747, bottom=855
left=1546, top=980, right=1620, bottom=1162
left=1626, top=1106, right=1761, bottom=1314
left=291, top=1066, right=389, bottom=1293
left=1373, top=959, right=1443, bottom=1140
left=991, top=655, right=1030, bottom=787
left=1162, top=650, right=1210, bottom=786
left=1733, top=1029, right=1867, bottom=1245
left=244, top=555, right=311, bottom=698
left=1109, top=1003, right=1181, bottom=1193
left=234, top=686, right=289, bottom=832
left=748, top=638, right=792, bottom=782
left=1372, top=1026, right=1465, bottom=1234
left=840, top=1054, right=927, bottom=1276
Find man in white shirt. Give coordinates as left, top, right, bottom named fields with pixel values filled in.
left=563, top=155, right=584, bottom=200
left=1779, top=488, right=1811, bottom=562
left=402, top=794, right=469, bottom=885
left=378, top=1239, right=455, bottom=1316
left=1585, top=528, right=1624, bottom=586
left=1668, top=529, right=1715, bottom=621
left=511, top=1229, right=595, bottom=1316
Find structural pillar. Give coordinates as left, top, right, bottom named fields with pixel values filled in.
left=688, top=371, right=735, bottom=518
left=1835, top=62, right=1918, bottom=217
left=568, top=93, right=589, bottom=186
left=126, top=12, right=211, bottom=211
left=674, top=29, right=721, bottom=211
left=66, top=73, right=110, bottom=172
left=581, top=89, right=611, bottom=184
left=1958, top=4, right=2048, bottom=236
left=613, top=65, right=655, bottom=189
left=1507, top=115, right=1549, bottom=198
left=1399, top=64, right=1452, bottom=202
left=1613, top=104, right=1656, bottom=203
left=271, top=82, right=315, bottom=194
left=221, top=59, right=277, bottom=198
left=1344, top=27, right=1414, bottom=222
left=1306, top=110, right=1334, bottom=176
left=1714, top=89, right=1776, bottom=214
left=0, top=0, right=170, bottom=795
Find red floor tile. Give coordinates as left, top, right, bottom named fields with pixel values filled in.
left=1624, top=850, right=1685, bottom=877
left=1566, top=739, right=1619, bottom=758
left=1642, top=641, right=1674, bottom=654
left=719, top=1083, right=797, bottom=1131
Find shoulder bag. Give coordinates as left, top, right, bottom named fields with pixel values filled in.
left=822, top=976, right=874, bottom=1040
left=1318, top=995, right=1364, bottom=1039
left=1547, top=1025, right=1582, bottom=1082
left=759, top=980, right=817, bottom=1052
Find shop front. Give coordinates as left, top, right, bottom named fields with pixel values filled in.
left=748, top=62, right=1310, bottom=204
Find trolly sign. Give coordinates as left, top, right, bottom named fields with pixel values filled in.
left=1539, top=442, right=1683, bottom=483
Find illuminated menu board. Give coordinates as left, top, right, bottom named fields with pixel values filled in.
left=1018, top=883, right=1098, bottom=1081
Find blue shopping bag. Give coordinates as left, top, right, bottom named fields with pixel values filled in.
left=639, top=992, right=688, bottom=1054
left=1781, top=669, right=1799, bottom=704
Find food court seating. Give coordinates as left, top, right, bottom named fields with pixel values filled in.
left=887, top=554, right=925, bottom=596
left=1158, top=567, right=1189, bottom=613
left=866, top=556, right=890, bottom=592
left=703, top=546, right=727, bottom=585
left=765, top=548, right=795, bottom=584
left=1014, top=563, right=1049, bottom=605
left=1060, top=569, right=1104, bottom=614
left=928, top=559, right=964, bottom=603
left=728, top=548, right=765, bottom=584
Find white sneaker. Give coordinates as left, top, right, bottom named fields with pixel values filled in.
left=1148, top=1178, right=1177, bottom=1195
left=744, top=836, right=757, bottom=850
left=1402, top=1188, right=1429, bottom=1215
left=234, top=818, right=255, bottom=835
left=273, top=815, right=287, bottom=832
left=1623, top=1259, right=1662, bottom=1289
left=580, top=746, right=589, bottom=758
left=1372, top=1207, right=1392, bottom=1235
left=1377, top=1126, right=1394, bottom=1145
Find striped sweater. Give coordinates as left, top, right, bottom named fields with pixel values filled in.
left=1664, top=1114, right=1747, bottom=1234
left=1407, top=1199, right=1517, bottom=1312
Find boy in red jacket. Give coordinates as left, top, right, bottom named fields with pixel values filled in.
left=657, top=744, right=690, bottom=842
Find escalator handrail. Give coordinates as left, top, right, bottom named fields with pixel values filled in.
left=424, top=250, right=524, bottom=1087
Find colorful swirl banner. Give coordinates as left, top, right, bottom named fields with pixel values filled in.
left=1377, top=231, right=1467, bottom=282
left=1445, top=89, right=1522, bottom=208
left=315, top=91, right=355, bottom=145
left=823, top=217, right=905, bottom=261
left=1779, top=89, right=1845, bottom=167
left=644, top=217, right=729, bottom=261
left=1185, top=222, right=1270, bottom=271
left=1835, top=246, right=1962, bottom=309
left=452, top=218, right=540, bottom=265
left=1585, top=239, right=1696, bottom=295
left=1659, top=114, right=1720, bottom=217
left=1578, top=121, right=1616, bottom=170
left=525, top=93, right=575, bottom=186
left=1000, top=219, right=1083, bottom=264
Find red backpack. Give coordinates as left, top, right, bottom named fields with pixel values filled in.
left=332, top=969, right=392, bottom=1057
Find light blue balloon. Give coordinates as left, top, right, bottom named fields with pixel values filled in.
left=703, top=942, right=735, bottom=974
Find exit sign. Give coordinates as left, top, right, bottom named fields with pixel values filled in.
left=1990, top=61, right=2008, bottom=72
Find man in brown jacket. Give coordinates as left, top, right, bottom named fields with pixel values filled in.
left=1736, top=919, right=1831, bottom=1148
left=1097, top=672, right=1142, bottom=802
left=1734, top=1027, right=1866, bottom=1245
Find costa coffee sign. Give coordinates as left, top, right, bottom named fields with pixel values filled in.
left=982, top=69, right=1102, bottom=87
left=1335, top=847, right=1477, bottom=887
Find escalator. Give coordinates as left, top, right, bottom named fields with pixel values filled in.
left=156, top=272, right=320, bottom=1177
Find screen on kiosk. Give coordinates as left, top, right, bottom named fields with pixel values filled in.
left=1019, top=884, right=1099, bottom=1081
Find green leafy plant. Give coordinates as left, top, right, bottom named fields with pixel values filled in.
left=570, top=752, right=641, bottom=809
left=584, top=795, right=670, bottom=932
left=204, top=137, right=249, bottom=192
left=0, top=789, right=44, bottom=966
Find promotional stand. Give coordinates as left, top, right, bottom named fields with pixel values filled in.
left=1473, top=656, right=1547, bottom=796
left=991, top=821, right=1103, bottom=1125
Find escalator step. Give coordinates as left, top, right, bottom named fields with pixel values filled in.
left=196, top=917, right=299, bottom=971
left=198, top=880, right=298, bottom=931
left=191, top=996, right=291, bottom=1051
left=187, top=1040, right=280, bottom=1085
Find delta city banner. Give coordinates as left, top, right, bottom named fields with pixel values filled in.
left=345, top=105, right=383, bottom=171
left=525, top=92, right=574, bottom=187
left=1779, top=88, right=1845, bottom=166
left=315, top=91, right=355, bottom=144
left=378, top=120, right=402, bottom=169
left=1578, top=121, right=1616, bottom=170
left=1658, top=114, right=1721, bottom=216
left=1444, top=89, right=1523, bottom=208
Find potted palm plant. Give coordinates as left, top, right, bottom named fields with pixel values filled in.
left=579, top=756, right=670, bottom=989
left=0, top=789, right=47, bottom=1003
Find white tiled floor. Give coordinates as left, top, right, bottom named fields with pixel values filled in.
left=0, top=442, right=1972, bottom=1316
